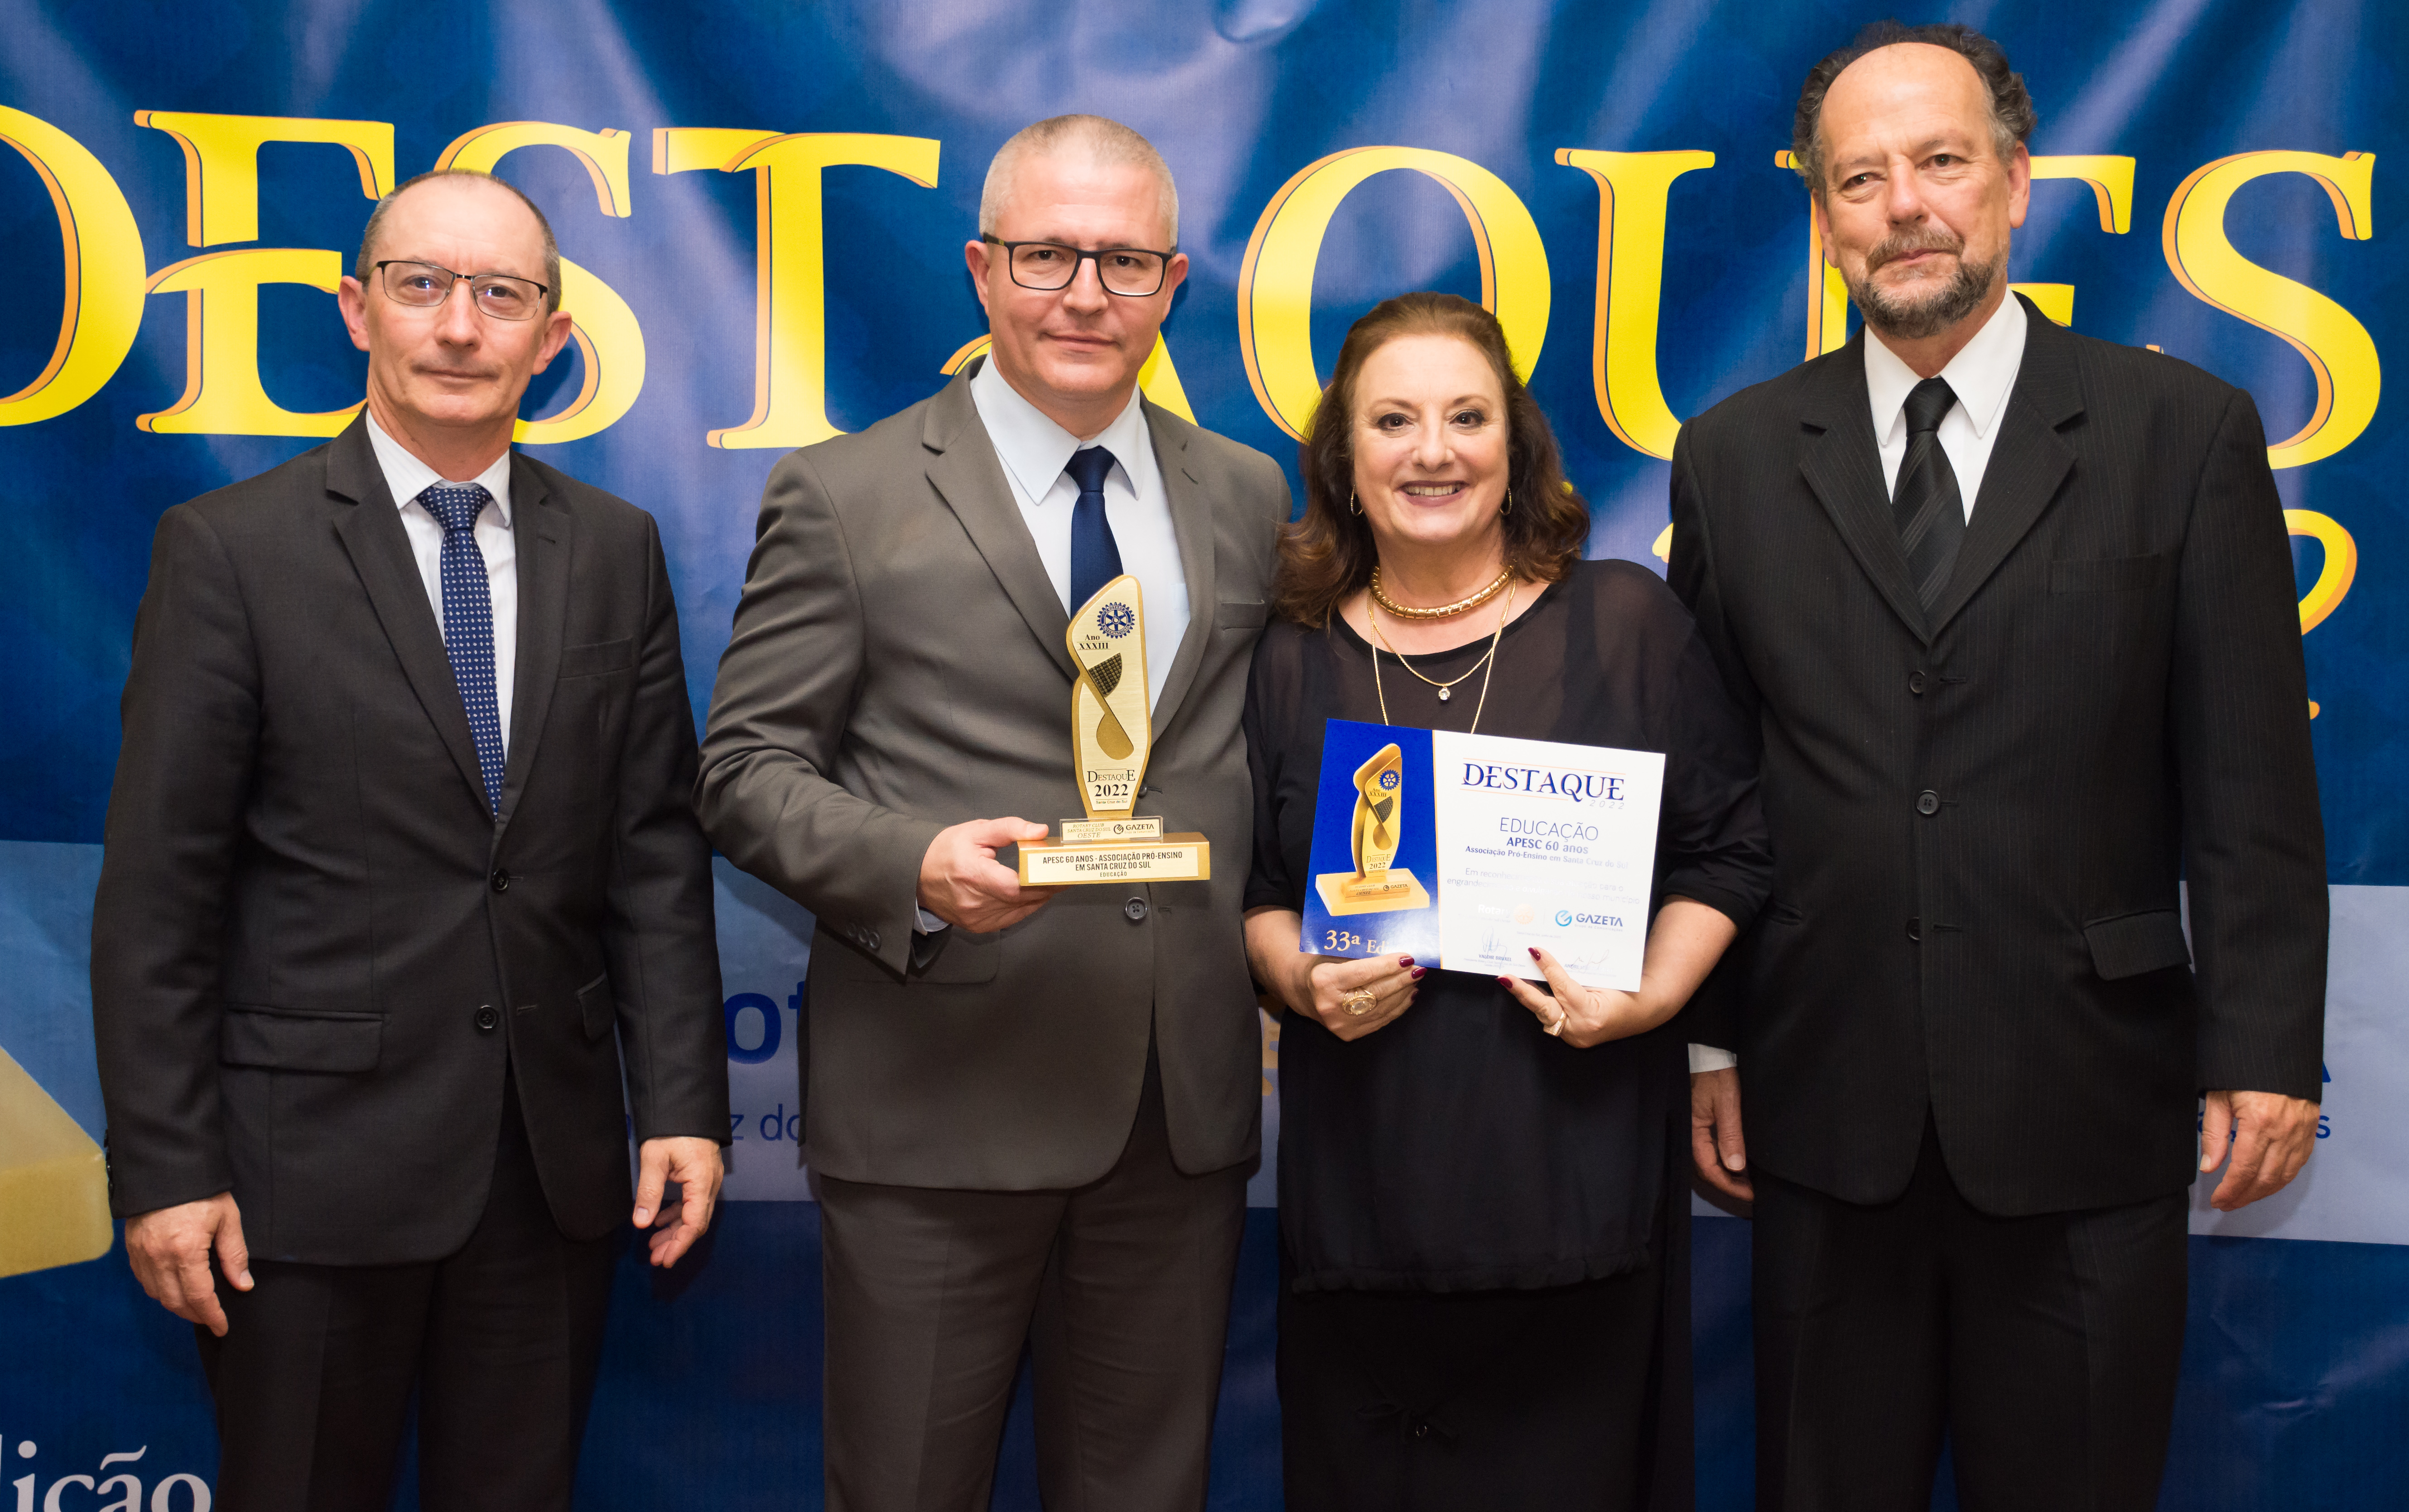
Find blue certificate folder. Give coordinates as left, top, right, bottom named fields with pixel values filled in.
left=1298, top=719, right=1443, bottom=963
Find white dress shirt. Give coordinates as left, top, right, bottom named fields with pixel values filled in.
left=366, top=414, right=518, bottom=754
left=915, top=364, right=1195, bottom=935
left=969, top=357, right=1191, bottom=709
left=1688, top=293, right=2031, bottom=1077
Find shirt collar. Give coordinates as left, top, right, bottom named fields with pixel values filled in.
left=970, top=356, right=1152, bottom=505
left=365, top=412, right=515, bottom=525
left=1863, top=290, right=2028, bottom=446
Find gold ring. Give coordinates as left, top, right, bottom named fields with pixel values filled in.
left=1339, top=988, right=1377, bottom=1017
left=1543, top=1011, right=1567, bottom=1038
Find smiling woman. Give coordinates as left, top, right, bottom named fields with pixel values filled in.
left=1238, top=291, right=1771, bottom=1508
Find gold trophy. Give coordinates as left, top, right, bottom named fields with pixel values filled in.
left=1017, top=575, right=1210, bottom=884
left=1315, top=742, right=1430, bottom=915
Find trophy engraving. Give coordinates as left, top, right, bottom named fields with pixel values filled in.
left=1068, top=585, right=1148, bottom=819
left=1315, top=741, right=1431, bottom=916
left=1019, top=575, right=1212, bottom=884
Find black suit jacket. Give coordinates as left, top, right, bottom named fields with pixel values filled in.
left=92, top=415, right=727, bottom=1263
left=1669, top=296, right=2326, bottom=1216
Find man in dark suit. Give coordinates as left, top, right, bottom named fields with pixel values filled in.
left=92, top=169, right=728, bottom=1511
left=1670, top=23, right=2325, bottom=1510
left=698, top=115, right=1286, bottom=1510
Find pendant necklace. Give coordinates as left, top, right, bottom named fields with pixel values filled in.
left=1373, top=577, right=1518, bottom=734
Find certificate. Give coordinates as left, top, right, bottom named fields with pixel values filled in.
left=1298, top=721, right=1664, bottom=990
left=1428, top=730, right=1664, bottom=991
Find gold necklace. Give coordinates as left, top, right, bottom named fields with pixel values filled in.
left=1373, top=612, right=1495, bottom=702
left=1370, top=562, right=1513, bottom=620
left=1373, top=578, right=1518, bottom=734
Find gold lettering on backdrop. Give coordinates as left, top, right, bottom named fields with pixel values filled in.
left=1774, top=151, right=2136, bottom=354
left=937, top=333, right=1197, bottom=423
left=1554, top=149, right=1714, bottom=460
left=1237, top=147, right=1550, bottom=439
left=2287, top=509, right=2357, bottom=633
left=438, top=123, right=647, bottom=444
left=0, top=106, right=147, bottom=426
left=138, top=249, right=361, bottom=435
left=134, top=111, right=394, bottom=246
left=653, top=129, right=940, bottom=448
left=2163, top=149, right=2379, bottom=469
left=132, top=113, right=395, bottom=436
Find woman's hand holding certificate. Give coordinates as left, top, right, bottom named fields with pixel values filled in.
left=1497, top=900, right=1737, bottom=1049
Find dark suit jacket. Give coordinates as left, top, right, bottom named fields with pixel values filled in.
left=1669, top=295, right=2326, bottom=1216
left=696, top=366, right=1288, bottom=1190
left=92, top=415, right=727, bottom=1264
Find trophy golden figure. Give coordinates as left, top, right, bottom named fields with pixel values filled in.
left=1314, top=742, right=1430, bottom=915
left=1017, top=575, right=1211, bottom=883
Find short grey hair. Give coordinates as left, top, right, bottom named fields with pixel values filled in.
left=978, top=114, right=1179, bottom=247
left=1791, top=21, right=2036, bottom=201
left=356, top=169, right=562, bottom=312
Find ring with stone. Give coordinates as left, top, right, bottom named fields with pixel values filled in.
left=1339, top=987, right=1377, bottom=1017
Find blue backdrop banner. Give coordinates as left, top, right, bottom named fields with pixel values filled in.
left=0, top=0, right=2400, bottom=1505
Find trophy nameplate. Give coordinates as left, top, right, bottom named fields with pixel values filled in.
left=1017, top=575, right=1211, bottom=885
left=1313, top=742, right=1429, bottom=915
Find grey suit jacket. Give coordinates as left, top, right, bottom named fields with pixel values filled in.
left=697, top=366, right=1290, bottom=1189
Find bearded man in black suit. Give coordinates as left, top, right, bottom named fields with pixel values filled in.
left=1671, top=23, right=2326, bottom=1511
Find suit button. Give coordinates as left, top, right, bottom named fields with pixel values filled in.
left=1915, top=790, right=1941, bottom=816
left=1123, top=898, right=1149, bottom=922
left=474, top=1004, right=500, bottom=1032
left=490, top=868, right=510, bottom=893
left=1907, top=917, right=1922, bottom=942
left=1908, top=672, right=1927, bottom=696
left=862, top=929, right=882, bottom=951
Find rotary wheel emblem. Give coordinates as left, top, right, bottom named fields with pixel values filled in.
left=1099, top=602, right=1136, bottom=638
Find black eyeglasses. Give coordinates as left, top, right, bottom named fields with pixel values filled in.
left=373, top=260, right=550, bottom=321
left=979, top=236, right=1175, bottom=297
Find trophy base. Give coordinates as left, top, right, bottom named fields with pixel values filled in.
left=1315, top=869, right=1431, bottom=916
left=1020, top=818, right=1210, bottom=885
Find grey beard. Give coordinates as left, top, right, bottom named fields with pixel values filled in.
left=1852, top=249, right=2003, bottom=341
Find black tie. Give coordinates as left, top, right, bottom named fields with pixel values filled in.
left=1893, top=377, right=1964, bottom=612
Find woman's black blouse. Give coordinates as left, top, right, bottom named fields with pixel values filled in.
left=1244, top=559, right=1771, bottom=1293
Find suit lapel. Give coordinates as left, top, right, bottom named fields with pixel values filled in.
left=1796, top=337, right=1932, bottom=643
left=922, top=366, right=1077, bottom=682
left=325, top=416, right=492, bottom=814
left=498, top=454, right=569, bottom=818
left=1924, top=298, right=2083, bottom=636
left=1143, top=400, right=1217, bottom=736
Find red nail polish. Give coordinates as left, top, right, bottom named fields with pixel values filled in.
left=1399, top=956, right=1415, bottom=967
left=1527, top=947, right=1542, bottom=959
left=1410, top=967, right=1426, bottom=980
left=1497, top=975, right=1513, bottom=987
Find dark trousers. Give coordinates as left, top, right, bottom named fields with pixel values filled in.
left=1277, top=1262, right=1662, bottom=1512
left=197, top=1082, right=619, bottom=1512
left=816, top=1050, right=1249, bottom=1512
left=1752, top=1120, right=2190, bottom=1512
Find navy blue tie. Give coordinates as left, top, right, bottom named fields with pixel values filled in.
left=419, top=482, right=507, bottom=814
left=1065, top=446, right=1123, bottom=612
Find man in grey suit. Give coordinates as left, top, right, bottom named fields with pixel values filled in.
left=697, top=116, right=1289, bottom=1510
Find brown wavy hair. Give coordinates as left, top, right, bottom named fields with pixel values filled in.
left=1272, top=292, right=1589, bottom=627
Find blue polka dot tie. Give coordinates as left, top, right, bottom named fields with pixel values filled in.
left=1065, top=445, right=1123, bottom=612
left=419, top=482, right=506, bottom=814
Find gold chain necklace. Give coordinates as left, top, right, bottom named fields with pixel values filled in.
left=1373, top=578, right=1518, bottom=734
left=1369, top=562, right=1513, bottom=620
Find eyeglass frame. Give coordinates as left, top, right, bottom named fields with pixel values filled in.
left=977, top=235, right=1179, bottom=297
left=370, top=259, right=553, bottom=320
